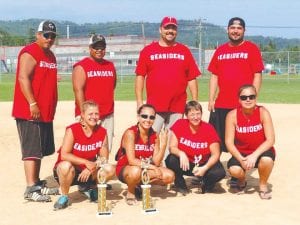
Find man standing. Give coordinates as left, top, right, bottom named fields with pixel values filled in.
left=12, top=20, right=59, bottom=202
left=208, top=17, right=264, bottom=153
left=135, top=16, right=201, bottom=148
left=72, top=34, right=117, bottom=153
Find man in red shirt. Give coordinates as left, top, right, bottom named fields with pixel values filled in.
left=135, top=16, right=201, bottom=160
left=208, top=17, right=264, bottom=153
left=72, top=34, right=117, bottom=154
left=12, top=20, right=59, bottom=202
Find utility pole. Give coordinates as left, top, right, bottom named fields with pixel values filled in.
left=198, top=18, right=207, bottom=71
left=141, top=22, right=146, bottom=46
left=67, top=25, right=70, bottom=39
left=198, top=19, right=202, bottom=71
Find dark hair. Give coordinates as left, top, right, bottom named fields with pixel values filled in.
left=184, top=100, right=202, bottom=115
left=228, top=17, right=245, bottom=28
left=238, top=84, right=257, bottom=96
left=137, top=104, right=156, bottom=115
left=137, top=104, right=156, bottom=147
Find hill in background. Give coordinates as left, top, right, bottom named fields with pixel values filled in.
left=0, top=19, right=299, bottom=49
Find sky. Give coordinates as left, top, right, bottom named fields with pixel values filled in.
left=0, top=0, right=299, bottom=39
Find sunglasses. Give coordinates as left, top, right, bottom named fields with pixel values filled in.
left=140, top=114, right=156, bottom=120
left=43, top=33, right=56, bottom=40
left=92, top=46, right=106, bottom=51
left=239, top=94, right=256, bottom=101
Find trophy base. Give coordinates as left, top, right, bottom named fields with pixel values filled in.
left=97, top=211, right=112, bottom=217
left=142, top=208, right=158, bottom=214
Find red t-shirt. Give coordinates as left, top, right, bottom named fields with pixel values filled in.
left=171, top=119, right=220, bottom=164
left=115, top=125, right=157, bottom=176
left=135, top=41, right=201, bottom=113
left=73, top=57, right=116, bottom=119
left=54, top=123, right=107, bottom=171
left=235, top=106, right=275, bottom=155
left=12, top=42, right=58, bottom=122
left=208, top=41, right=264, bottom=109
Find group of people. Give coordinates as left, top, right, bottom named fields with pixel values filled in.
left=12, top=16, right=276, bottom=210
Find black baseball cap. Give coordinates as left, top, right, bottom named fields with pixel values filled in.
left=89, top=34, right=106, bottom=48
left=37, top=20, right=56, bottom=33
left=228, top=17, right=245, bottom=28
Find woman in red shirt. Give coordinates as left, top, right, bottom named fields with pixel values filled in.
left=53, top=100, right=115, bottom=210
left=225, top=84, right=275, bottom=200
left=165, top=101, right=225, bottom=195
left=115, top=104, right=174, bottom=205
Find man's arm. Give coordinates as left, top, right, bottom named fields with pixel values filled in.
left=135, top=75, right=145, bottom=110
left=72, top=65, right=86, bottom=114
left=253, top=72, right=262, bottom=94
left=18, top=52, right=40, bottom=119
left=188, top=78, right=198, bottom=101
left=208, top=74, right=218, bottom=112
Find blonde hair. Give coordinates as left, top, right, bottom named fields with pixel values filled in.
left=82, top=100, right=99, bottom=112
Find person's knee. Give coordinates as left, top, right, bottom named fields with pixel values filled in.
left=258, top=157, right=274, bottom=168
left=125, top=166, right=142, bottom=183
left=57, top=161, right=74, bottom=176
left=228, top=165, right=244, bottom=177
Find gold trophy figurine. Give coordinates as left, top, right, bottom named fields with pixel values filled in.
left=140, top=157, right=157, bottom=214
left=96, top=157, right=112, bottom=217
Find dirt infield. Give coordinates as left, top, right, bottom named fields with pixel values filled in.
left=1, top=101, right=299, bottom=225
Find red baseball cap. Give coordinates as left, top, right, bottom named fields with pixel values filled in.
left=161, top=16, right=178, bottom=28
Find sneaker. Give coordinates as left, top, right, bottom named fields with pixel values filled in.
left=53, top=195, right=70, bottom=210
left=175, top=186, right=190, bottom=196
left=82, top=188, right=98, bottom=202
left=35, top=180, right=60, bottom=195
left=229, top=177, right=238, bottom=188
left=24, top=185, right=51, bottom=202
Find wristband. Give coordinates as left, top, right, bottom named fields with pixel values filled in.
left=29, top=102, right=37, bottom=107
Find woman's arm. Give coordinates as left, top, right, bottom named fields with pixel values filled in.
left=99, top=135, right=109, bottom=160
left=225, top=110, right=246, bottom=165
left=152, top=128, right=168, bottom=166
left=248, top=107, right=275, bottom=159
left=169, top=131, right=190, bottom=171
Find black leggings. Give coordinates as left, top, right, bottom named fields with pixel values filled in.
left=165, top=154, right=226, bottom=187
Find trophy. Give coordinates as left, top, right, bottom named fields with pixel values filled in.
left=192, top=154, right=205, bottom=194
left=96, top=157, right=112, bottom=216
left=140, top=157, right=157, bottom=214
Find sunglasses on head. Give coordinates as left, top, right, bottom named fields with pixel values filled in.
left=239, top=94, right=256, bottom=101
left=140, top=114, right=155, bottom=120
left=42, top=32, right=56, bottom=40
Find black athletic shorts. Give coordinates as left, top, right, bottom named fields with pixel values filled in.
left=16, top=119, right=55, bottom=160
left=209, top=108, right=232, bottom=152
left=227, top=149, right=275, bottom=169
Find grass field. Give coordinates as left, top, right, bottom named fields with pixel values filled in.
left=1, top=73, right=300, bottom=103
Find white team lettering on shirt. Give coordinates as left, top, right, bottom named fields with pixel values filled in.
left=135, top=144, right=155, bottom=152
left=39, top=61, right=57, bottom=69
left=87, top=70, right=114, bottom=78
left=73, top=141, right=103, bottom=151
left=179, top=137, right=208, bottom=149
left=236, top=124, right=263, bottom=133
left=217, top=52, right=248, bottom=60
left=150, top=53, right=185, bottom=61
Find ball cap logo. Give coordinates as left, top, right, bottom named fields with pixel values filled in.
left=38, top=20, right=56, bottom=33
left=161, top=16, right=178, bottom=28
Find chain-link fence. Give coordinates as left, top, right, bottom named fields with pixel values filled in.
left=1, top=45, right=299, bottom=78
